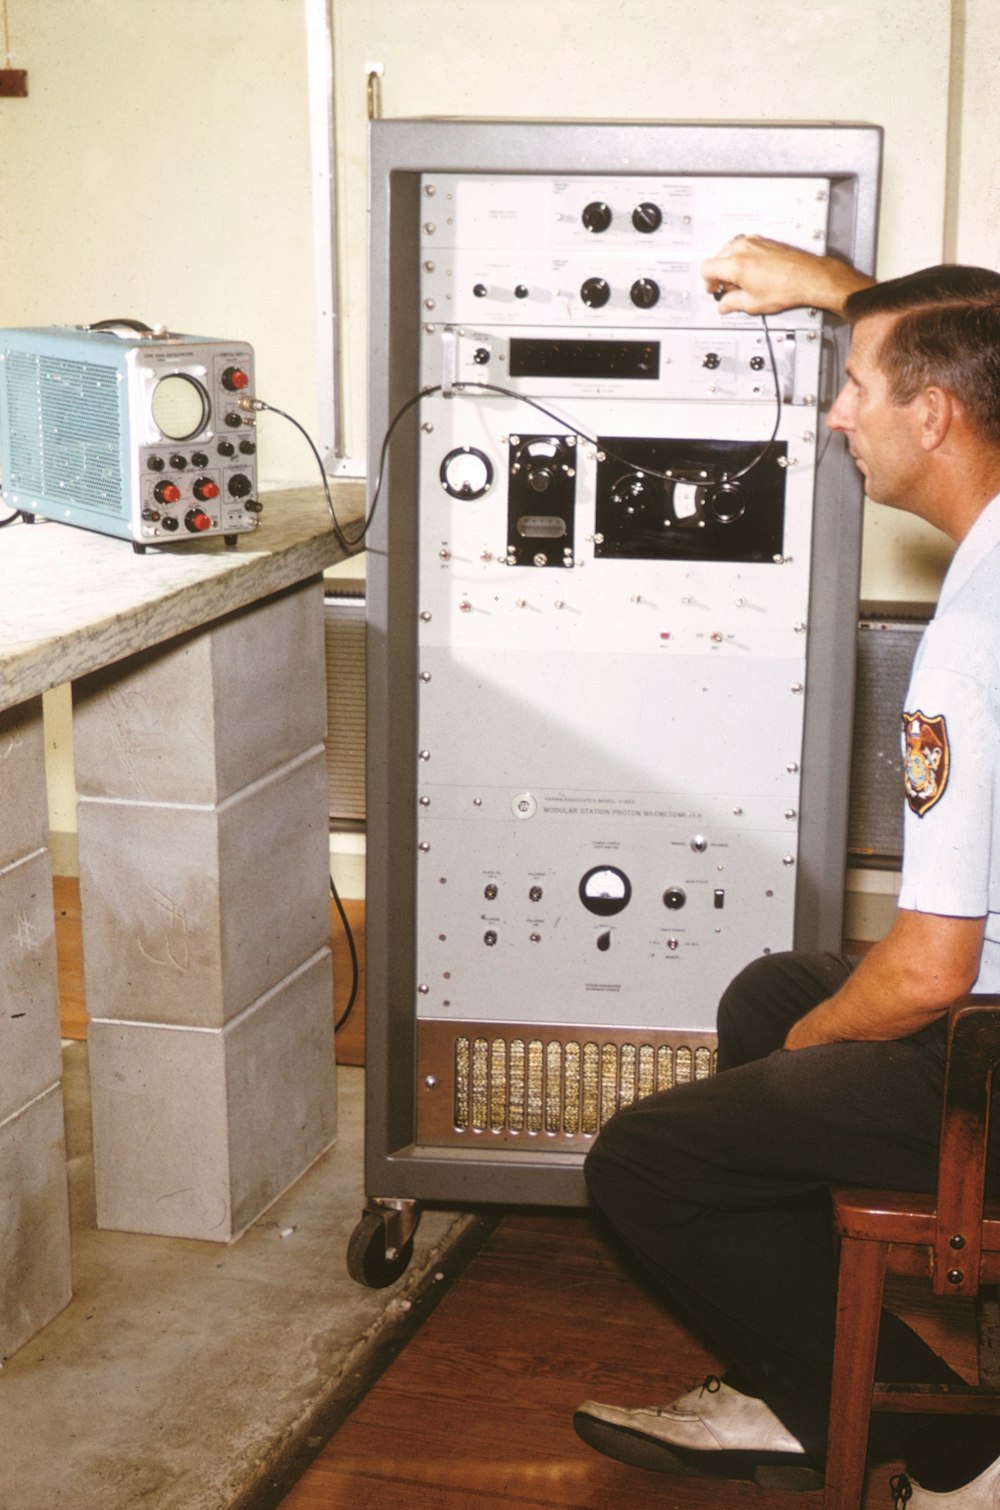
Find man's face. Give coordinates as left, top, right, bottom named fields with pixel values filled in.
left=826, top=313, right=925, bottom=511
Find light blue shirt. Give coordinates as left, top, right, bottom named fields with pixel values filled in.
left=897, top=494, right=1000, bottom=990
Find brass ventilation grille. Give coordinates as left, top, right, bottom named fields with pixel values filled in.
left=417, top=1022, right=717, bottom=1151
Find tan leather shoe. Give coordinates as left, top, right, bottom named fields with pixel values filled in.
left=892, top=1457, right=1000, bottom=1507
left=574, top=1375, right=822, bottom=1491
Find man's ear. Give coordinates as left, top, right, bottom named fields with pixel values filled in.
left=919, top=386, right=956, bottom=451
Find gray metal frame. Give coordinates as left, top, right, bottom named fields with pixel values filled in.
left=365, top=119, right=882, bottom=1207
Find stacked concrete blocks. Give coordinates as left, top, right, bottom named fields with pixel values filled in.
left=0, top=699, right=72, bottom=1358
left=74, top=581, right=337, bottom=1241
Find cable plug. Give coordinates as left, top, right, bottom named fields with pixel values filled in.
left=237, top=395, right=267, bottom=413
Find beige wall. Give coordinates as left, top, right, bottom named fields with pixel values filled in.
left=0, top=0, right=318, bottom=484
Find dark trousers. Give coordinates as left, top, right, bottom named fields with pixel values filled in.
left=584, top=951, right=967, bottom=1461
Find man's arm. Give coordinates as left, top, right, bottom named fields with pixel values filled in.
left=700, top=235, right=876, bottom=317
left=784, top=908, right=986, bottom=1049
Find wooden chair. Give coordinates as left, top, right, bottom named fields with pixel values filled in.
left=824, top=995, right=1000, bottom=1508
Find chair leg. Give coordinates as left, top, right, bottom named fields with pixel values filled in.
left=824, top=1236, right=887, bottom=1510
left=976, top=1287, right=1000, bottom=1388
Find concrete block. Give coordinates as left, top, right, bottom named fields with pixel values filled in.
left=0, top=851, right=61, bottom=1124
left=77, top=749, right=330, bottom=1027
left=73, top=581, right=326, bottom=805
left=0, top=1085, right=72, bottom=1360
left=0, top=699, right=47, bottom=870
left=89, top=949, right=336, bottom=1240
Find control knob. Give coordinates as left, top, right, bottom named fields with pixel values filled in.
left=580, top=277, right=611, bottom=309
left=185, top=509, right=213, bottom=533
left=153, top=480, right=181, bottom=505
left=630, top=278, right=660, bottom=309
left=581, top=200, right=612, bottom=233
left=632, top=201, right=663, bottom=234
left=221, top=366, right=250, bottom=392
left=228, top=473, right=253, bottom=499
left=192, top=477, right=220, bottom=502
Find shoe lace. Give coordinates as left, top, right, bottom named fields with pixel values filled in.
left=890, top=1473, right=913, bottom=1508
left=698, top=1375, right=723, bottom=1397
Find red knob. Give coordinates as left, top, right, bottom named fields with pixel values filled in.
left=222, top=366, right=250, bottom=392
left=193, top=477, right=220, bottom=502
left=154, top=481, right=181, bottom=504
left=187, top=509, right=212, bottom=533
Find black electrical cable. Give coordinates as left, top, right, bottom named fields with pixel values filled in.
left=249, top=385, right=440, bottom=555
left=246, top=399, right=355, bottom=554
left=330, top=872, right=360, bottom=1033
left=719, top=314, right=783, bottom=482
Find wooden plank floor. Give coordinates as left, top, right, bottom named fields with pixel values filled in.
left=53, top=875, right=366, bottom=1066
left=276, top=1205, right=979, bottom=1510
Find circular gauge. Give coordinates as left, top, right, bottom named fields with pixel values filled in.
left=579, top=865, right=632, bottom=917
left=440, top=446, right=493, bottom=500
left=151, top=374, right=209, bottom=441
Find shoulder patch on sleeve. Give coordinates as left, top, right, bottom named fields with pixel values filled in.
left=901, top=710, right=950, bottom=816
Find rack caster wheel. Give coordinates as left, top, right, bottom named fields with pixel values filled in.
left=347, top=1199, right=421, bottom=1288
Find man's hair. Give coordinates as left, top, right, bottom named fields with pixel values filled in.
left=845, top=266, right=1000, bottom=445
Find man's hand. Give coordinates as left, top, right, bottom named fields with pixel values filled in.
left=701, top=235, right=875, bottom=317
left=783, top=909, right=986, bottom=1050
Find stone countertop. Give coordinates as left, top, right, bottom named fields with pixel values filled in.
left=0, top=482, right=365, bottom=710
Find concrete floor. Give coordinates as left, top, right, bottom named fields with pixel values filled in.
left=1, top=1043, right=475, bottom=1510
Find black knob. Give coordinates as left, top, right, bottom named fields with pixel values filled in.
left=582, top=201, right=612, bottom=233
left=217, top=440, right=236, bottom=457
left=580, top=277, right=611, bottom=309
left=160, top=515, right=179, bottom=532
left=224, top=413, right=243, bottom=429
left=228, top=473, right=253, bottom=499
left=632, top=202, right=663, bottom=234
left=473, top=283, right=488, bottom=298
left=703, top=352, right=721, bottom=370
left=514, top=284, right=529, bottom=299
left=244, top=499, right=263, bottom=514
left=630, top=278, right=660, bottom=310
left=529, top=886, right=543, bottom=902
left=484, top=883, right=498, bottom=900
left=147, top=455, right=165, bottom=472
left=191, top=451, right=209, bottom=467
left=239, top=439, right=256, bottom=455
left=663, top=887, right=687, bottom=911
left=169, top=453, right=188, bottom=470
